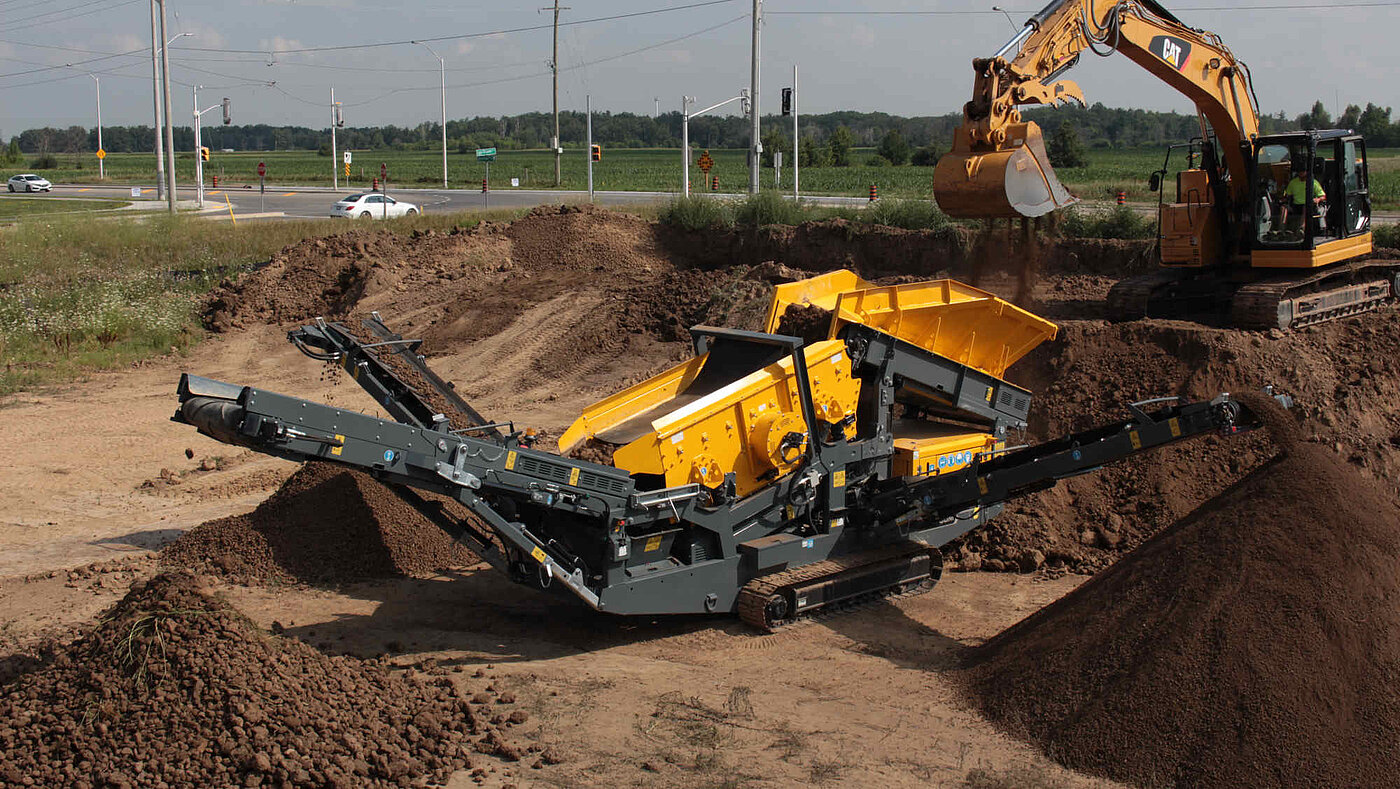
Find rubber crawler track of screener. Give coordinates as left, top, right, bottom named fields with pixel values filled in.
left=736, top=543, right=943, bottom=632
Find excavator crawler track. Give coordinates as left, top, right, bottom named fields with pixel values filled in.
left=737, top=543, right=943, bottom=632
left=1230, top=259, right=1400, bottom=330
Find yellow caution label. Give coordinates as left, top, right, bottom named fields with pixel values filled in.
left=331, top=434, right=345, bottom=456
left=985, top=386, right=994, bottom=402
left=832, top=470, right=846, bottom=488
left=1168, top=417, right=1181, bottom=438
left=505, top=450, right=517, bottom=470
left=644, top=536, right=662, bottom=553
left=977, top=476, right=989, bottom=495
left=530, top=546, right=546, bottom=563
left=1130, top=430, right=1142, bottom=450
left=568, top=467, right=580, bottom=486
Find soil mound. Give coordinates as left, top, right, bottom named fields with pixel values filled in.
left=967, top=429, right=1400, bottom=788
left=954, top=308, right=1400, bottom=574
left=0, top=573, right=524, bottom=789
left=162, top=462, right=477, bottom=584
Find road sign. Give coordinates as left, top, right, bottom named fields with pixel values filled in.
left=344, top=163, right=351, bottom=178
left=130, top=186, right=140, bottom=198
left=697, top=151, right=714, bottom=173
left=380, top=162, right=388, bottom=179
left=257, top=161, right=266, bottom=177
left=343, top=151, right=352, bottom=164
left=95, top=148, right=106, bottom=160
left=476, top=147, right=496, bottom=162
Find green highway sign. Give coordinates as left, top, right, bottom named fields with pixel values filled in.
left=476, top=147, right=497, bottom=162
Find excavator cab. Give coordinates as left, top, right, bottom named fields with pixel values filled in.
left=1249, top=130, right=1372, bottom=268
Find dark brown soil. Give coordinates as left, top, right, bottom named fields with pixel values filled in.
left=0, top=573, right=525, bottom=789
left=161, top=462, right=478, bottom=584
left=965, top=412, right=1400, bottom=788
left=773, top=303, right=833, bottom=346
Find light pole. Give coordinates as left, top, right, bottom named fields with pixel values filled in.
left=88, top=74, right=103, bottom=180
left=411, top=41, right=448, bottom=189
left=330, top=88, right=343, bottom=190
left=749, top=0, right=762, bottom=195
left=192, top=86, right=230, bottom=209
left=682, top=91, right=748, bottom=196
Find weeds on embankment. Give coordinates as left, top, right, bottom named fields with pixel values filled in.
left=658, top=192, right=954, bottom=233
left=0, top=209, right=523, bottom=398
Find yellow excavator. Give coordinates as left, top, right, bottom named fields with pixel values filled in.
left=933, top=0, right=1396, bottom=330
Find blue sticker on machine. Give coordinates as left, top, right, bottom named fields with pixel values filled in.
left=383, top=449, right=395, bottom=463
left=937, top=450, right=977, bottom=471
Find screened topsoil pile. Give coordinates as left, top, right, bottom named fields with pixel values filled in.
left=0, top=573, right=532, bottom=789
left=965, top=408, right=1400, bottom=789
left=162, top=462, right=478, bottom=584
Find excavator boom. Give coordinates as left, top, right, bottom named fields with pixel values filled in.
left=934, top=0, right=1260, bottom=219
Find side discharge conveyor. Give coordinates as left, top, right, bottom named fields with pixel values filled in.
left=175, top=272, right=1284, bottom=630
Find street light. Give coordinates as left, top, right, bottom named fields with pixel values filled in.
left=88, top=74, right=103, bottom=179
left=681, top=90, right=748, bottom=196
left=151, top=3, right=192, bottom=211
left=148, top=25, right=192, bottom=201
left=191, top=85, right=230, bottom=209
left=411, top=40, right=448, bottom=189
left=991, top=5, right=1019, bottom=32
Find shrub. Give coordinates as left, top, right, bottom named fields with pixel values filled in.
left=30, top=154, right=57, bottom=170
left=658, top=195, right=732, bottom=231
left=317, top=144, right=332, bottom=156
left=733, top=191, right=806, bottom=227
left=864, top=155, right=890, bottom=168
left=910, top=146, right=941, bottom=167
left=860, top=198, right=951, bottom=231
left=1373, top=223, right=1400, bottom=250
left=1058, top=205, right=1155, bottom=240
left=1047, top=121, right=1088, bottom=168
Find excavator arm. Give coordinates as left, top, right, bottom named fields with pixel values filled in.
left=935, top=0, right=1261, bottom=218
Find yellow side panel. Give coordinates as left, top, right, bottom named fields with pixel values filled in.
left=892, top=428, right=996, bottom=477
left=1251, top=234, right=1373, bottom=269
left=559, top=354, right=708, bottom=453
left=1159, top=203, right=1218, bottom=268
left=763, top=269, right=875, bottom=334
left=831, top=280, right=1057, bottom=380
left=611, top=339, right=859, bottom=498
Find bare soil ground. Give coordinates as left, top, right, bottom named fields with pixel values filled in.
left=3, top=206, right=1398, bottom=787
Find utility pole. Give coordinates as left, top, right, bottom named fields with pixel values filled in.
left=149, top=0, right=164, bottom=201
left=412, top=41, right=448, bottom=189
left=157, top=0, right=177, bottom=212
left=749, top=0, right=762, bottom=194
left=330, top=88, right=338, bottom=190
left=89, top=74, right=103, bottom=180
left=544, top=0, right=569, bottom=187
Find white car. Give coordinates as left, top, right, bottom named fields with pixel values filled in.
left=7, top=174, right=52, bottom=193
left=330, top=193, right=418, bottom=219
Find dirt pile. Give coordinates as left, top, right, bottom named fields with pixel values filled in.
left=0, top=573, right=528, bottom=789
left=951, top=307, right=1400, bottom=574
left=966, top=420, right=1400, bottom=788
left=162, top=462, right=478, bottom=584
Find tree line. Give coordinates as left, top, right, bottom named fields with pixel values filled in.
left=5, top=100, right=1397, bottom=163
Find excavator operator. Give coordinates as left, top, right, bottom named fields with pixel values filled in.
left=1282, top=164, right=1327, bottom=234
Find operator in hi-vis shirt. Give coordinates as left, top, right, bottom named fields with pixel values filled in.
left=1282, top=163, right=1327, bottom=233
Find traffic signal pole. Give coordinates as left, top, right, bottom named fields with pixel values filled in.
left=749, top=0, right=762, bottom=195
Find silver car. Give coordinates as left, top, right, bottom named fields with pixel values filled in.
left=329, top=192, right=419, bottom=219
left=7, top=174, right=52, bottom=193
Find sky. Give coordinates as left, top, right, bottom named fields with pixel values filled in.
left=0, top=0, right=1397, bottom=135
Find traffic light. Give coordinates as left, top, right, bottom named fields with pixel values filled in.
left=591, top=144, right=601, bottom=162
left=781, top=87, right=792, bottom=116
left=221, top=98, right=231, bottom=126
left=199, top=146, right=210, bottom=162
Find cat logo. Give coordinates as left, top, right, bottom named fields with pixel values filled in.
left=1150, top=35, right=1191, bottom=71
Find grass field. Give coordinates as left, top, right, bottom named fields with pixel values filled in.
left=0, top=197, right=130, bottom=219
left=16, top=146, right=1400, bottom=207
left=0, top=208, right=527, bottom=398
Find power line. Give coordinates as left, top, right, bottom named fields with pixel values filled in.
left=0, top=48, right=145, bottom=80
left=0, top=0, right=144, bottom=34
left=170, top=0, right=742, bottom=54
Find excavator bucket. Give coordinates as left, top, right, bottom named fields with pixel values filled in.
left=933, top=121, right=1077, bottom=219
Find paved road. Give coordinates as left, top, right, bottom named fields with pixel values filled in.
left=5, top=184, right=1397, bottom=224
left=0, top=183, right=869, bottom=221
